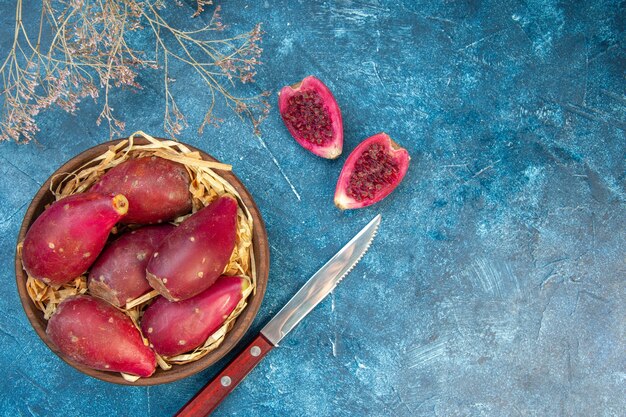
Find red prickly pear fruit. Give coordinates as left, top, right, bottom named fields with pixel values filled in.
left=90, top=156, right=192, bottom=224
left=278, top=75, right=343, bottom=159
left=141, top=276, right=247, bottom=357
left=146, top=195, right=238, bottom=301
left=334, top=133, right=410, bottom=210
left=88, top=224, right=175, bottom=307
left=46, top=295, right=156, bottom=377
left=22, top=193, right=129, bottom=286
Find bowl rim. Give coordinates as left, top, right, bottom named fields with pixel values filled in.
left=14, top=137, right=269, bottom=386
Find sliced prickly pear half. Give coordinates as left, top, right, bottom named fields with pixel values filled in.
left=141, top=276, right=247, bottom=357
left=146, top=195, right=238, bottom=301
left=46, top=295, right=156, bottom=377
left=22, top=192, right=129, bottom=286
left=334, top=133, right=410, bottom=209
left=90, top=156, right=192, bottom=224
left=278, top=75, right=343, bottom=159
left=88, top=224, right=175, bottom=307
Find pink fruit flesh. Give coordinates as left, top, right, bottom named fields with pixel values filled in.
left=22, top=193, right=128, bottom=285
left=146, top=195, right=238, bottom=301
left=278, top=75, right=343, bottom=159
left=91, top=156, right=192, bottom=224
left=334, top=133, right=410, bottom=209
left=46, top=295, right=156, bottom=377
left=141, top=276, right=246, bottom=357
left=88, top=224, right=175, bottom=307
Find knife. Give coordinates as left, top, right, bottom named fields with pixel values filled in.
left=175, top=214, right=382, bottom=417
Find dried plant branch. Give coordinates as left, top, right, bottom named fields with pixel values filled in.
left=192, top=0, right=212, bottom=18
left=0, top=0, right=269, bottom=143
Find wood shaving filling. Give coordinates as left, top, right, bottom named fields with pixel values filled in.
left=18, top=131, right=257, bottom=380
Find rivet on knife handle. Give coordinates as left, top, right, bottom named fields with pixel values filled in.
left=174, top=215, right=381, bottom=416
left=174, top=334, right=273, bottom=417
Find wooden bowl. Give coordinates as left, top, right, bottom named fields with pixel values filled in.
left=14, top=138, right=269, bottom=385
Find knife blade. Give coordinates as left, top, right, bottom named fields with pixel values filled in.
left=175, top=214, right=381, bottom=417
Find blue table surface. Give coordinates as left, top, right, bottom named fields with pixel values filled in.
left=1, top=1, right=624, bottom=416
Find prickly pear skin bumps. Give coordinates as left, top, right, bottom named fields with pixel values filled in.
left=46, top=295, right=156, bottom=377
left=88, top=224, right=175, bottom=307
left=142, top=276, right=247, bottom=357
left=90, top=156, right=192, bottom=224
left=22, top=193, right=128, bottom=286
left=146, top=195, right=238, bottom=301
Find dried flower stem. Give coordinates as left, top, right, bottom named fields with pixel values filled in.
left=0, top=0, right=269, bottom=143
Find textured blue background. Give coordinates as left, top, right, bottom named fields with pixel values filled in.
left=1, top=0, right=625, bottom=416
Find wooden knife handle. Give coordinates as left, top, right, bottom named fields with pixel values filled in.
left=174, top=333, right=274, bottom=417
